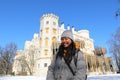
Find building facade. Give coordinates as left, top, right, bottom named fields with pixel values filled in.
left=12, top=13, right=116, bottom=77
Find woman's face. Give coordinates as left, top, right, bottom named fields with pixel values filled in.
left=61, top=37, right=72, bottom=48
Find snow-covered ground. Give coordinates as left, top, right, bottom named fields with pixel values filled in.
left=87, top=74, right=120, bottom=80
left=0, top=74, right=120, bottom=80
left=0, top=76, right=45, bottom=80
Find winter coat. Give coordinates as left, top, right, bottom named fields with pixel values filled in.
left=46, top=50, right=86, bottom=80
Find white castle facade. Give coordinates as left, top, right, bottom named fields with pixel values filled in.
left=12, top=13, right=115, bottom=77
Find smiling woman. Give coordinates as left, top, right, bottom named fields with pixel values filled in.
left=61, top=30, right=73, bottom=48
left=46, top=30, right=86, bottom=80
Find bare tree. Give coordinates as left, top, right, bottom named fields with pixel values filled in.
left=115, top=0, right=120, bottom=17
left=19, top=45, right=35, bottom=75
left=108, top=27, right=120, bottom=72
left=26, top=48, right=35, bottom=75
left=0, top=43, right=17, bottom=75
left=0, top=46, right=4, bottom=74
left=116, top=9, right=120, bottom=17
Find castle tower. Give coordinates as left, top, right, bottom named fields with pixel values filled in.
left=35, top=14, right=59, bottom=76
left=39, top=13, right=59, bottom=57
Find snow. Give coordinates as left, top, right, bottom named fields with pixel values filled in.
left=87, top=74, right=120, bottom=80
left=0, top=76, right=45, bottom=80
left=0, top=74, right=120, bottom=80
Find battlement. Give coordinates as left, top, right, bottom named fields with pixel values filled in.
left=40, top=13, right=59, bottom=21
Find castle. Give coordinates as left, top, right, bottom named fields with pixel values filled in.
left=12, top=13, right=116, bottom=77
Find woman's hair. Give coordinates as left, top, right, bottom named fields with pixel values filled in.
left=56, top=40, right=76, bottom=63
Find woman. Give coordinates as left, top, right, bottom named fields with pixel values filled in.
left=46, top=30, right=86, bottom=80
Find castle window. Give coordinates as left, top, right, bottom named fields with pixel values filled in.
left=40, top=30, right=42, bottom=36
left=46, top=28, right=49, bottom=33
left=53, top=22, right=56, bottom=25
left=52, top=29, right=57, bottom=34
left=38, top=64, right=40, bottom=68
left=89, top=43, right=92, bottom=48
left=44, top=63, right=47, bottom=67
left=45, top=38, right=48, bottom=46
left=79, top=40, right=85, bottom=49
left=46, top=21, right=49, bottom=24
left=44, top=50, right=48, bottom=55
left=40, top=38, right=42, bottom=48
left=52, top=37, right=57, bottom=43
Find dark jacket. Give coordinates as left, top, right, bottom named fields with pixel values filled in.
left=46, top=51, right=86, bottom=80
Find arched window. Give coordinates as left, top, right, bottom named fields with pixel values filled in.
left=40, top=38, right=42, bottom=48
left=45, top=38, right=48, bottom=47
left=44, top=50, right=48, bottom=55
left=52, top=29, right=57, bottom=34
left=46, top=28, right=49, bottom=33
left=52, top=37, right=57, bottom=55
left=89, top=43, right=92, bottom=48
left=80, top=41, right=85, bottom=49
left=52, top=37, right=57, bottom=43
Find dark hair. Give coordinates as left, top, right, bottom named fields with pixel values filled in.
left=56, top=40, right=76, bottom=63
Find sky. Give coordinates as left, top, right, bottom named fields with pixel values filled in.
left=0, top=0, right=120, bottom=57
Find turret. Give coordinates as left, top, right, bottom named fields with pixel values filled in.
left=39, top=13, right=59, bottom=56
